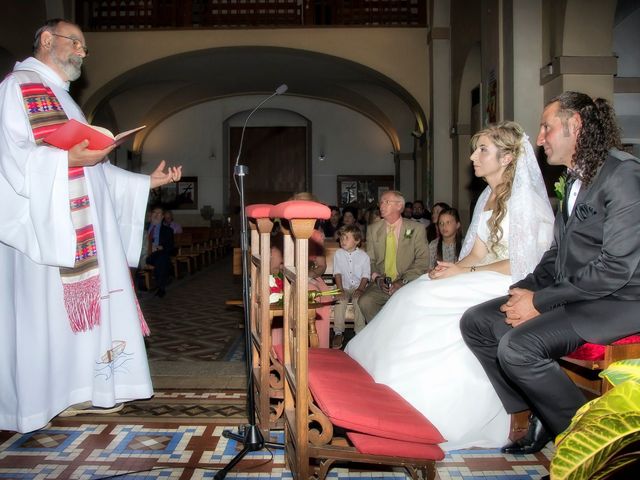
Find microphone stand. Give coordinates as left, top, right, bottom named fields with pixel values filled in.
left=215, top=86, right=287, bottom=480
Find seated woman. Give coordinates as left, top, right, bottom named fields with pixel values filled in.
left=426, top=201, right=451, bottom=242
left=427, top=207, right=462, bottom=272
left=345, top=121, right=554, bottom=450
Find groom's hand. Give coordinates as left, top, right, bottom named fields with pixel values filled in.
left=500, top=288, right=540, bottom=327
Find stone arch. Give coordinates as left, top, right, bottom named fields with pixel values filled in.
left=83, top=46, right=427, bottom=156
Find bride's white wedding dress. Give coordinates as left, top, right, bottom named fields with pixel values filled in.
left=346, top=210, right=512, bottom=451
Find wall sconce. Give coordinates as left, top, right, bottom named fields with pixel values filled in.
left=318, top=134, right=326, bottom=161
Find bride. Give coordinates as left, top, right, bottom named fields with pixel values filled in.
left=346, top=121, right=554, bottom=450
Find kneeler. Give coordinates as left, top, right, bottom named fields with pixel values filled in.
left=276, top=200, right=444, bottom=480
left=244, top=204, right=285, bottom=437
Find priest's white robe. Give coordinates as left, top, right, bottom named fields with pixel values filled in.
left=0, top=57, right=153, bottom=433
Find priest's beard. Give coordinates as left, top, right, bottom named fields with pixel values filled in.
left=49, top=46, right=83, bottom=81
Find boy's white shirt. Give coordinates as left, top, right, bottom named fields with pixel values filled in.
left=333, top=247, right=371, bottom=290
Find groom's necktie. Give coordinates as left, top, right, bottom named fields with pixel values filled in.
left=563, top=176, right=576, bottom=222
left=384, top=226, right=398, bottom=281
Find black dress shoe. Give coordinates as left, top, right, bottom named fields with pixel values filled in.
left=501, top=415, right=551, bottom=454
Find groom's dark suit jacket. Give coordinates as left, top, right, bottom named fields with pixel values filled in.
left=513, top=150, right=640, bottom=343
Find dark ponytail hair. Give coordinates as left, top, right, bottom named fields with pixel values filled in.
left=436, top=208, right=463, bottom=262
left=548, top=92, right=621, bottom=185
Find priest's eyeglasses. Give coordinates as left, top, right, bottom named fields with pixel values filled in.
left=52, top=33, right=89, bottom=55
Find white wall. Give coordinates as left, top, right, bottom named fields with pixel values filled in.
left=614, top=7, right=640, bottom=149
left=512, top=0, right=544, bottom=141
left=139, top=95, right=395, bottom=221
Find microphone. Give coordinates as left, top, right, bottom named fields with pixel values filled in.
left=235, top=84, right=288, bottom=167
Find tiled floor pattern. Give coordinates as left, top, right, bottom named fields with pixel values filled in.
left=0, top=415, right=552, bottom=480
left=139, top=257, right=244, bottom=363
left=46, top=389, right=250, bottom=426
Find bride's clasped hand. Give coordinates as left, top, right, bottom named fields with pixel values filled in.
left=428, top=261, right=463, bottom=280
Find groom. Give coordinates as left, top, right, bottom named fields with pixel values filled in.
left=461, top=91, right=640, bottom=454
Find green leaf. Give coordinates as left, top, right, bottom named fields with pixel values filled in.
left=590, top=451, right=640, bottom=480
left=600, top=359, right=640, bottom=387
left=551, top=381, right=640, bottom=480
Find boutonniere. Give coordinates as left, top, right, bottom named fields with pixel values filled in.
left=554, top=174, right=567, bottom=203
left=554, top=174, right=567, bottom=212
left=404, top=228, right=414, bottom=239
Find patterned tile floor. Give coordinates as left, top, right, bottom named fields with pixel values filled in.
left=0, top=415, right=553, bottom=480
left=0, top=412, right=553, bottom=480
left=0, top=255, right=552, bottom=479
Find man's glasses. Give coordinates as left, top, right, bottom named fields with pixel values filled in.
left=379, top=199, right=402, bottom=206
left=52, top=33, right=89, bottom=55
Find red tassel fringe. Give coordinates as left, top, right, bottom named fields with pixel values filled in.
left=63, top=275, right=101, bottom=333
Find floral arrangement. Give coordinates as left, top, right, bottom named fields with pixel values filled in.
left=268, top=272, right=341, bottom=305
left=554, top=174, right=567, bottom=203
left=403, top=228, right=414, bottom=239
left=269, top=272, right=284, bottom=304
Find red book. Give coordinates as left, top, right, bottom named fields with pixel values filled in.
left=43, top=119, right=146, bottom=150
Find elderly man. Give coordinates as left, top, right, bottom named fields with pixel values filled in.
left=357, top=190, right=428, bottom=323
left=0, top=18, right=181, bottom=432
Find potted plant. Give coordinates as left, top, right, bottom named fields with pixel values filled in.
left=549, top=358, right=640, bottom=479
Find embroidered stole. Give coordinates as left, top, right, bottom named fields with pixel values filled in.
left=16, top=70, right=101, bottom=333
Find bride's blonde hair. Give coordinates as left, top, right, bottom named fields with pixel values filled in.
left=471, top=121, right=524, bottom=253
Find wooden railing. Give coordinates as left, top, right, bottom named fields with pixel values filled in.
left=75, top=0, right=426, bottom=31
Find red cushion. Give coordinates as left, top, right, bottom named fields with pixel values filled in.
left=567, top=335, right=640, bottom=361
left=272, top=344, right=284, bottom=364
left=309, top=348, right=375, bottom=383
left=308, top=349, right=445, bottom=445
left=271, top=200, right=331, bottom=221
left=347, top=432, right=445, bottom=461
left=246, top=204, right=274, bottom=218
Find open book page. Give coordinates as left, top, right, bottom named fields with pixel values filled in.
left=43, top=119, right=146, bottom=150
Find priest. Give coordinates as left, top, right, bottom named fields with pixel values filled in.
left=0, top=18, right=181, bottom=432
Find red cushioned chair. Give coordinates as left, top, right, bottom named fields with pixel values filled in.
left=561, top=335, right=640, bottom=395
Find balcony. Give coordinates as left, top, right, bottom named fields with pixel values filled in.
left=75, top=0, right=427, bottom=30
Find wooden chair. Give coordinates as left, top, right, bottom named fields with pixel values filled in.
left=137, top=265, right=154, bottom=291
left=184, top=227, right=214, bottom=266
left=212, top=227, right=226, bottom=259
left=174, top=232, right=200, bottom=273
left=277, top=201, right=442, bottom=480
left=561, top=339, right=640, bottom=396
left=245, top=204, right=286, bottom=437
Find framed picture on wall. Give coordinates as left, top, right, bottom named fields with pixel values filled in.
left=148, top=176, right=198, bottom=210
left=337, top=175, right=394, bottom=210
left=175, top=176, right=198, bottom=210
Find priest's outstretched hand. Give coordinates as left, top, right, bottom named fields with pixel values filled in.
left=150, top=160, right=182, bottom=189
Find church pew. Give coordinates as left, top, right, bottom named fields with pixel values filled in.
left=245, top=204, right=286, bottom=436
left=276, top=200, right=444, bottom=480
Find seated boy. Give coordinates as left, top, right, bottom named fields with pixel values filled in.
left=332, top=225, right=370, bottom=349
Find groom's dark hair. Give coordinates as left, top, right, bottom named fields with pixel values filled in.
left=547, top=91, right=621, bottom=186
